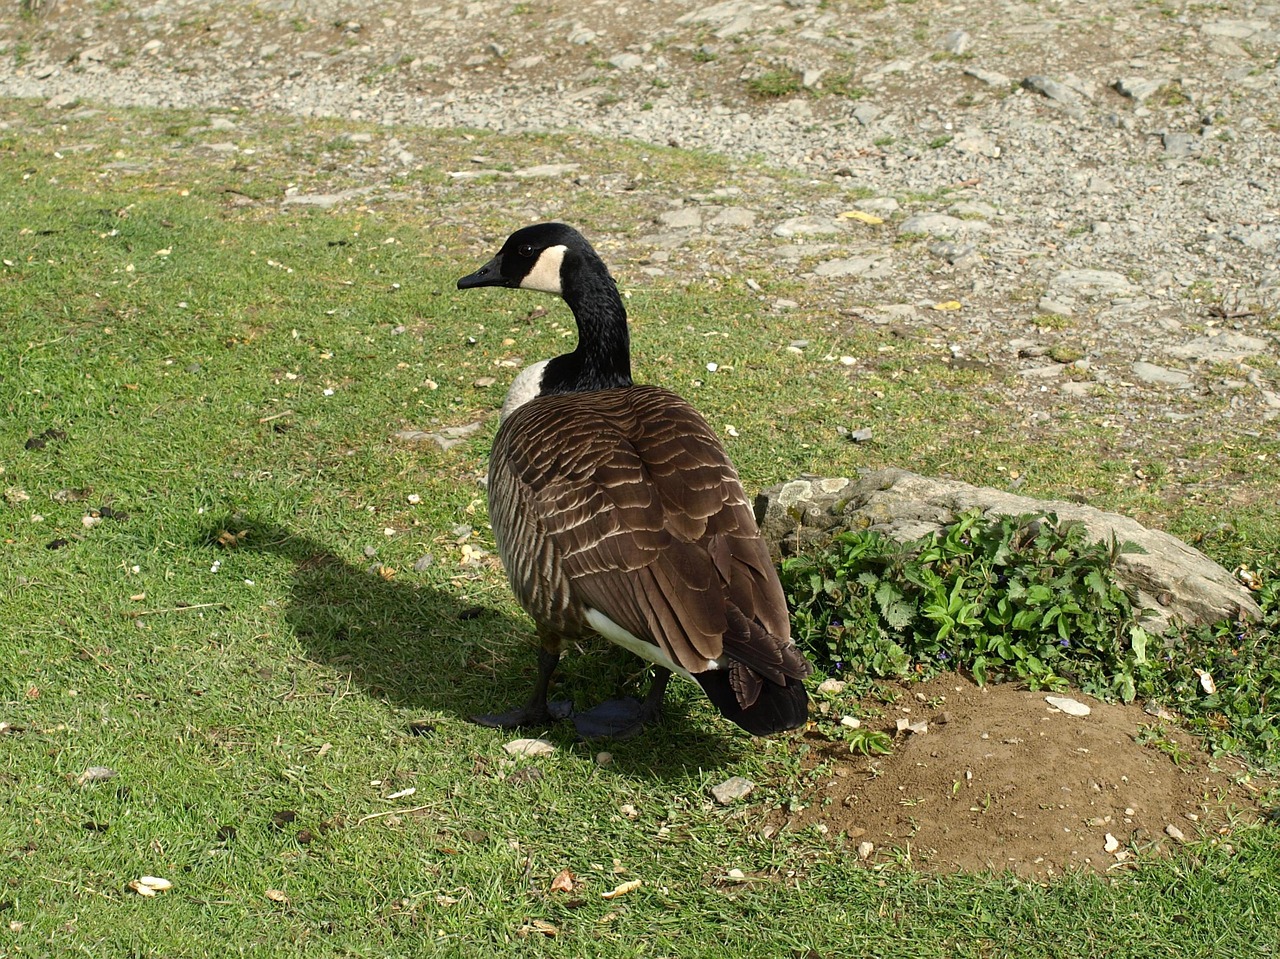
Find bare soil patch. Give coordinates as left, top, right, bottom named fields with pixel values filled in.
left=772, top=674, right=1273, bottom=878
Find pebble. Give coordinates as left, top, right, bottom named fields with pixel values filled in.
left=940, top=30, right=972, bottom=55
left=1131, top=361, right=1192, bottom=387
left=814, top=255, right=892, bottom=278
left=1045, top=695, right=1091, bottom=717
left=711, top=776, right=756, bottom=804
left=1113, top=76, right=1164, bottom=102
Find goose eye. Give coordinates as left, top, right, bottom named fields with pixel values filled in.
left=517, top=244, right=535, bottom=258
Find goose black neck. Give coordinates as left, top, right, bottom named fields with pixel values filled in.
left=541, top=249, right=633, bottom=395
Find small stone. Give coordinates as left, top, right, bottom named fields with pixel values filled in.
left=851, top=103, right=883, bottom=126
left=1131, top=362, right=1192, bottom=387
left=857, top=840, right=875, bottom=860
left=658, top=207, right=703, bottom=229
left=816, top=678, right=846, bottom=695
left=814, top=255, right=892, bottom=279
left=964, top=66, right=1012, bottom=87
left=503, top=738, right=555, bottom=758
left=1045, top=695, right=1091, bottom=717
left=1023, top=75, right=1080, bottom=104
left=1165, top=824, right=1187, bottom=842
left=940, top=29, right=972, bottom=55
left=77, top=766, right=118, bottom=786
left=595, top=751, right=613, bottom=766
left=512, top=163, right=580, bottom=178
left=1113, top=77, right=1164, bottom=102
left=773, top=215, right=845, bottom=238
left=847, top=428, right=874, bottom=443
left=608, top=53, right=643, bottom=71
left=899, top=214, right=967, bottom=237
left=726, top=867, right=746, bottom=881
left=1104, top=833, right=1121, bottom=853
left=839, top=715, right=862, bottom=729
left=1162, top=132, right=1201, bottom=158
left=711, top=776, right=756, bottom=804
left=710, top=207, right=756, bottom=229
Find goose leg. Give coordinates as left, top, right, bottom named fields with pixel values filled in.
left=472, top=645, right=561, bottom=729
left=572, top=667, right=671, bottom=740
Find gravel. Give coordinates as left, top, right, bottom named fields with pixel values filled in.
left=3, top=0, right=1277, bottom=456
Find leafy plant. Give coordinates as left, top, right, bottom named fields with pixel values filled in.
left=783, top=513, right=1280, bottom=767
left=783, top=511, right=1151, bottom=697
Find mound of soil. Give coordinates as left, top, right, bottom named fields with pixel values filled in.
left=771, top=675, right=1272, bottom=878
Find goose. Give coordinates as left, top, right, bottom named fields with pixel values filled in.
left=457, top=222, right=811, bottom=738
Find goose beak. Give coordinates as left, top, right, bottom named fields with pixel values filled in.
left=457, top=254, right=508, bottom=290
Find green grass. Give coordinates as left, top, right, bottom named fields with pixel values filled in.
left=2, top=97, right=1280, bottom=956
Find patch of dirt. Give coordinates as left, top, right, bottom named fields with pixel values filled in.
left=770, top=674, right=1274, bottom=878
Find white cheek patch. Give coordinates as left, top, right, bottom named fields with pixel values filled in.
left=585, top=608, right=697, bottom=684
left=518, top=244, right=567, bottom=294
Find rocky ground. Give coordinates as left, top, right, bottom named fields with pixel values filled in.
left=4, top=0, right=1279, bottom=475
left=2, top=0, right=1277, bottom=874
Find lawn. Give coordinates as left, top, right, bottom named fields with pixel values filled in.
left=2, top=99, right=1278, bottom=957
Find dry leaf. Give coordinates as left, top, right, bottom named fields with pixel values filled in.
left=549, top=869, right=575, bottom=893
left=931, top=300, right=963, bottom=311
left=503, top=738, right=555, bottom=758
left=839, top=210, right=884, bottom=225
left=1194, top=668, right=1216, bottom=695
left=265, top=888, right=289, bottom=903
left=601, top=879, right=641, bottom=900
left=517, top=919, right=558, bottom=937
left=128, top=876, right=172, bottom=896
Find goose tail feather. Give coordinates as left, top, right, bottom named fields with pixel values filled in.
left=694, top=663, right=810, bottom=735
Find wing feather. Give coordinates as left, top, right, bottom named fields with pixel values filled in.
left=489, top=385, right=810, bottom=705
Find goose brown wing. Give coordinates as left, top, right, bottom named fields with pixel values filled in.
left=491, top=385, right=791, bottom=678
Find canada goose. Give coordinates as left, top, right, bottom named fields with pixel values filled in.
left=457, top=223, right=811, bottom=738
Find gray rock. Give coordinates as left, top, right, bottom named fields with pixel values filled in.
left=951, top=132, right=1000, bottom=158
left=927, top=240, right=976, bottom=264
left=1113, top=77, right=1164, bottom=102
left=753, top=470, right=1261, bottom=631
left=1200, top=20, right=1269, bottom=40
left=281, top=186, right=377, bottom=208
left=772, top=215, right=846, bottom=238
left=1022, top=75, right=1080, bottom=104
left=899, top=213, right=969, bottom=237
left=512, top=163, right=580, bottom=177
left=854, top=197, right=900, bottom=214
left=710, top=206, right=756, bottom=228
left=851, top=103, right=883, bottom=126
left=608, top=53, right=643, bottom=71
left=658, top=207, right=703, bottom=229
left=1167, top=332, right=1270, bottom=363
left=1048, top=269, right=1136, bottom=297
left=964, top=66, right=1012, bottom=87
left=940, top=30, right=972, bottom=55
left=1131, top=361, right=1192, bottom=387
left=711, top=776, right=756, bottom=804
left=813, top=255, right=892, bottom=278
left=1037, top=296, right=1075, bottom=316
left=1161, top=132, right=1201, bottom=157
left=1227, top=226, right=1280, bottom=254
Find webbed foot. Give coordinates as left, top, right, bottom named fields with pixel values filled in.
left=571, top=697, right=659, bottom=740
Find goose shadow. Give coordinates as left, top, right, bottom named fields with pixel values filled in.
left=202, top=516, right=748, bottom=776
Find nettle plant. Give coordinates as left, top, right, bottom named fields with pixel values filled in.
left=782, top=511, right=1154, bottom=702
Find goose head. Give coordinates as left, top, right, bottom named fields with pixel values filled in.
left=457, top=223, right=633, bottom=412
left=456, top=221, right=590, bottom=295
